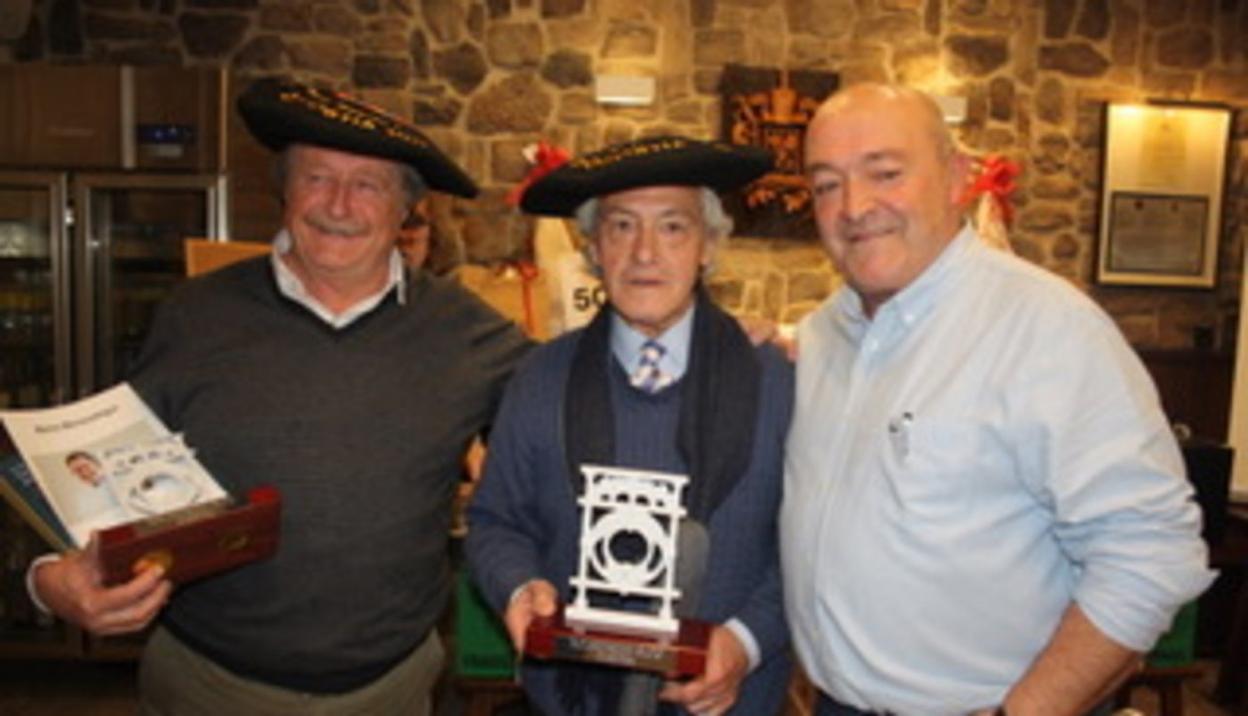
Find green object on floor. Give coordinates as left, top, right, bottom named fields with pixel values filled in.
left=1147, top=600, right=1197, bottom=667
left=455, top=571, right=516, bottom=679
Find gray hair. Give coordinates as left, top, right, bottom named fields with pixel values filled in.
left=574, top=186, right=734, bottom=240
left=573, top=186, right=732, bottom=276
left=273, top=146, right=427, bottom=206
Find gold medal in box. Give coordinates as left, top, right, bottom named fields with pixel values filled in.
left=0, top=383, right=281, bottom=586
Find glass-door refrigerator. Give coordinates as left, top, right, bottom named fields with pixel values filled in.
left=73, top=173, right=228, bottom=396
left=0, top=171, right=69, bottom=657
left=0, top=173, right=68, bottom=412
left=0, top=169, right=227, bottom=656
left=0, top=170, right=228, bottom=403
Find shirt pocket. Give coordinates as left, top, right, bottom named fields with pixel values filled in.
left=884, top=417, right=1006, bottom=520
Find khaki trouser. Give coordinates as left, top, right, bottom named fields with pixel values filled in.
left=138, top=626, right=444, bottom=716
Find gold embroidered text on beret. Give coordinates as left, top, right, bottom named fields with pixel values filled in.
left=237, top=78, right=479, bottom=198
left=518, top=136, right=772, bottom=217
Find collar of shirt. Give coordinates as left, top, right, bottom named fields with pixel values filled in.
left=609, top=303, right=695, bottom=382
left=833, top=223, right=976, bottom=348
left=270, top=229, right=407, bottom=330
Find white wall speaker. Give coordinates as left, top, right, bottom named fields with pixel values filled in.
left=933, top=94, right=968, bottom=125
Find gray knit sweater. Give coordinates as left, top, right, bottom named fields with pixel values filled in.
left=130, top=257, right=530, bottom=692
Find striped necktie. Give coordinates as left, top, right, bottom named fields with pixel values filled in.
left=630, top=339, right=672, bottom=393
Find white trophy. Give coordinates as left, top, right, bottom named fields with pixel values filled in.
left=524, top=464, right=710, bottom=676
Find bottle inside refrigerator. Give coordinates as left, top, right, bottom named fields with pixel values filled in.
left=0, top=173, right=66, bottom=410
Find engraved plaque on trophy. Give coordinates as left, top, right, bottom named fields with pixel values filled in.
left=523, top=464, right=711, bottom=677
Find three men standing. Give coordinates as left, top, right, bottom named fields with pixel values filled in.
left=26, top=74, right=1216, bottom=716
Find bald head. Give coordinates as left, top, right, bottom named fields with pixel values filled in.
left=803, top=82, right=970, bottom=316
left=810, top=83, right=956, bottom=168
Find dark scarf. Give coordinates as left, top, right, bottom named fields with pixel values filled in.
left=553, top=287, right=761, bottom=715
left=564, top=287, right=761, bottom=521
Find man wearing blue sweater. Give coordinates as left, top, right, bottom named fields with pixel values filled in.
left=466, top=137, right=793, bottom=716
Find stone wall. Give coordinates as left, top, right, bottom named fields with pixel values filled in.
left=4, top=0, right=1247, bottom=346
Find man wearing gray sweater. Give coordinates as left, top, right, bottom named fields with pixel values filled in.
left=29, top=78, right=530, bottom=715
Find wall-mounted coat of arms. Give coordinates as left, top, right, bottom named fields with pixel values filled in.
left=720, top=64, right=839, bottom=239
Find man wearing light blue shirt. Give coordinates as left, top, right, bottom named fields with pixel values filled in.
left=782, top=83, right=1215, bottom=716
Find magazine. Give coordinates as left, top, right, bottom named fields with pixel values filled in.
left=0, top=451, right=73, bottom=551
left=0, top=383, right=228, bottom=549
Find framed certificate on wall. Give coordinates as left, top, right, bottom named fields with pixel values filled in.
left=1095, top=102, right=1233, bottom=288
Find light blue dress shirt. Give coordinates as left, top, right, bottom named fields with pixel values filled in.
left=781, top=226, right=1215, bottom=714
left=609, top=307, right=693, bottom=384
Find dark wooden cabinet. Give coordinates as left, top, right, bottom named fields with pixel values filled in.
left=1137, top=349, right=1234, bottom=443
left=0, top=65, right=122, bottom=170
left=0, top=65, right=224, bottom=173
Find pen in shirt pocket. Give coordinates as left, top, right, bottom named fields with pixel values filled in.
left=888, top=411, right=914, bottom=460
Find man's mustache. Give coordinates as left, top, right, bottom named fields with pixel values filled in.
left=304, top=214, right=368, bottom=236
left=839, top=212, right=902, bottom=237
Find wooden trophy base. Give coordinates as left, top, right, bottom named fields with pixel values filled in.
left=98, top=485, right=281, bottom=586
left=524, top=604, right=710, bottom=678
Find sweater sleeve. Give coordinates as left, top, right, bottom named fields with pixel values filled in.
left=723, top=348, right=794, bottom=664
left=729, top=557, right=787, bottom=665
left=128, top=280, right=193, bottom=426
left=464, top=351, right=558, bottom=614
left=457, top=289, right=534, bottom=435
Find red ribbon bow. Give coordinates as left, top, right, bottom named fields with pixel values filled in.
left=506, top=141, right=571, bottom=206
left=962, top=154, right=1021, bottom=227
left=498, top=261, right=541, bottom=336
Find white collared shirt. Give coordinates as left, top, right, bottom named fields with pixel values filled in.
left=270, top=229, right=406, bottom=329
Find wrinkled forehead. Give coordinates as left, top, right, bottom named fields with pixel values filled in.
left=598, top=185, right=705, bottom=217
left=288, top=143, right=406, bottom=177
left=806, top=102, right=936, bottom=172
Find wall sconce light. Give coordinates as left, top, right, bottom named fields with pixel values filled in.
left=932, top=94, right=968, bottom=125
left=594, top=75, right=656, bottom=106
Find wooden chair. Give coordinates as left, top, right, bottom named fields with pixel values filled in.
left=1113, top=664, right=1205, bottom=716
left=184, top=238, right=271, bottom=277
left=1110, top=442, right=1238, bottom=716
left=1112, top=598, right=1203, bottom=715
left=457, top=264, right=549, bottom=340
left=453, top=677, right=525, bottom=716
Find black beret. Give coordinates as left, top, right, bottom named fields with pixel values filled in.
left=518, top=136, right=773, bottom=217
left=237, top=78, right=479, bottom=198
